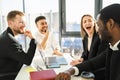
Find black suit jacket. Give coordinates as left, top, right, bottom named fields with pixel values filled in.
left=76, top=43, right=120, bottom=80
left=0, top=27, right=36, bottom=80
left=81, top=32, right=101, bottom=60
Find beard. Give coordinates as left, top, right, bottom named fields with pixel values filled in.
left=100, top=30, right=112, bottom=42
left=99, top=25, right=112, bottom=43
left=14, top=29, right=24, bottom=34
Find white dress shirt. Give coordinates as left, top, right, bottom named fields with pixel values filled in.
left=33, top=30, right=60, bottom=57
left=109, top=40, right=120, bottom=51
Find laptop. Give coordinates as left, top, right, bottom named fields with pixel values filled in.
left=56, top=56, right=68, bottom=65
left=39, top=50, right=68, bottom=68
left=39, top=50, right=60, bottom=68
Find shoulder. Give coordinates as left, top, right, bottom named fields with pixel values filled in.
left=93, top=32, right=101, bottom=43
left=0, top=30, right=7, bottom=43
left=94, top=32, right=100, bottom=39
left=0, top=30, right=16, bottom=48
left=0, top=29, right=12, bottom=41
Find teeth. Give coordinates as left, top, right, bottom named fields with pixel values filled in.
left=86, top=27, right=91, bottom=29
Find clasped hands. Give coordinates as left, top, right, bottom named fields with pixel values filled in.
left=55, top=71, right=71, bottom=80
left=23, top=28, right=34, bottom=39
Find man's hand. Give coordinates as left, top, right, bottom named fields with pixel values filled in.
left=40, top=30, right=49, bottom=49
left=55, top=68, right=75, bottom=80
left=55, top=71, right=71, bottom=80
left=24, top=29, right=34, bottom=39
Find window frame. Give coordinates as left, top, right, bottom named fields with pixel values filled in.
left=59, top=0, right=102, bottom=37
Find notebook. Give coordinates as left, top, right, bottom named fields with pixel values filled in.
left=39, top=50, right=68, bottom=68
left=30, top=69, right=56, bottom=80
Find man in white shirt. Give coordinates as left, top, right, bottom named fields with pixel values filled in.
left=34, top=16, right=63, bottom=56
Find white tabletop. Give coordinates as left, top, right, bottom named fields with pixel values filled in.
left=15, top=52, right=81, bottom=80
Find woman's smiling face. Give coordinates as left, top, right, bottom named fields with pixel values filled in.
left=82, top=16, right=95, bottom=35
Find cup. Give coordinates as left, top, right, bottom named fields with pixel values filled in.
left=71, top=48, right=83, bottom=59
left=80, top=71, right=95, bottom=80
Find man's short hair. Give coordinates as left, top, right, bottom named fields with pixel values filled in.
left=99, top=4, right=120, bottom=25
left=7, top=10, right=24, bottom=21
left=35, top=16, right=46, bottom=24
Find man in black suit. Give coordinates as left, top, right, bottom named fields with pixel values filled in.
left=55, top=4, right=120, bottom=80
left=0, top=10, right=36, bottom=80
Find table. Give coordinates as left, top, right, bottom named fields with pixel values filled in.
left=15, top=52, right=81, bottom=80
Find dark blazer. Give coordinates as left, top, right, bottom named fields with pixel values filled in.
left=0, top=27, right=36, bottom=80
left=76, top=43, right=120, bottom=80
left=80, top=32, right=108, bottom=80
left=81, top=32, right=101, bottom=61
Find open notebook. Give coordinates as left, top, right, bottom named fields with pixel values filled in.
left=39, top=50, right=68, bottom=68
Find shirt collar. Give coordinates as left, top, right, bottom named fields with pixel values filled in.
left=109, top=40, right=120, bottom=50
left=7, top=27, right=14, bottom=36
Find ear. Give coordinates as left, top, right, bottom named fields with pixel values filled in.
left=36, top=23, right=39, bottom=28
left=107, top=19, right=115, bottom=30
left=8, top=20, right=12, bottom=26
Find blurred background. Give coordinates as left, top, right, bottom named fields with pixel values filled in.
left=0, top=0, right=120, bottom=54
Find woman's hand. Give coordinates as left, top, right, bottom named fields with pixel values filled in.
left=70, top=58, right=84, bottom=65
left=53, top=49, right=63, bottom=56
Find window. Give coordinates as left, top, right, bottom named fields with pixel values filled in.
left=61, top=37, right=83, bottom=58
left=0, top=0, right=23, bottom=33
left=103, top=0, right=120, bottom=8
left=25, top=0, right=60, bottom=42
left=0, top=0, right=59, bottom=51
left=60, top=0, right=95, bottom=54
left=65, top=0, right=94, bottom=33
